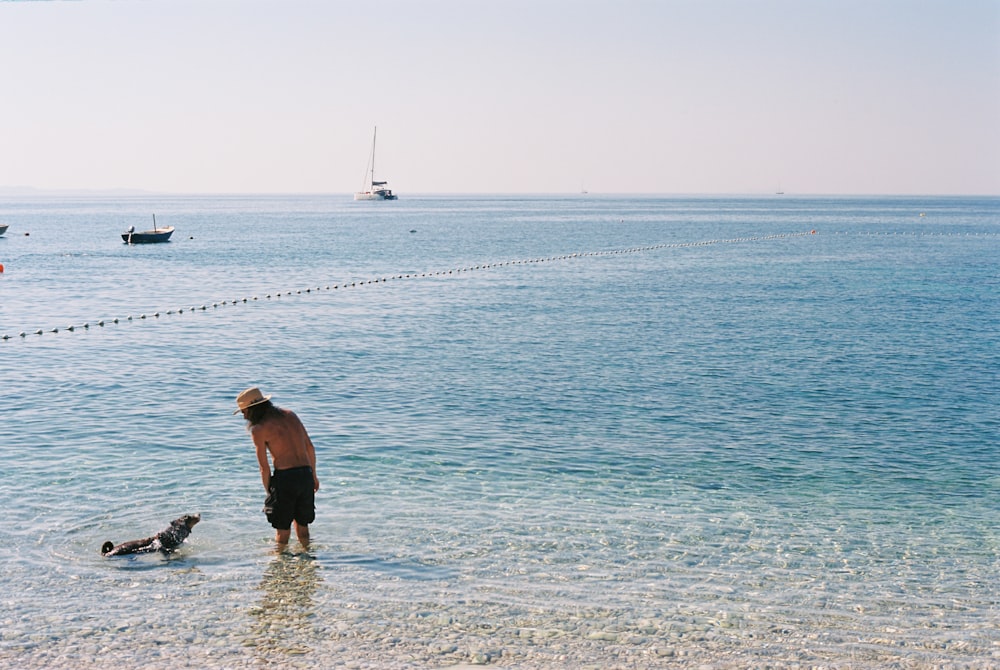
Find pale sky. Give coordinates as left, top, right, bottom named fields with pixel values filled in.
left=1, top=0, right=998, bottom=195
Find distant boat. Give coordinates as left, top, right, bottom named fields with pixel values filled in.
left=354, top=126, right=397, bottom=201
left=0, top=224, right=8, bottom=236
left=122, top=215, right=174, bottom=244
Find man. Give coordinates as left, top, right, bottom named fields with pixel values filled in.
left=235, top=387, right=319, bottom=548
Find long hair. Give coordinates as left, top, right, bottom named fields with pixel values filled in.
left=244, top=399, right=281, bottom=427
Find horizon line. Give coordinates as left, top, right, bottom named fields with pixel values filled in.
left=1, top=187, right=998, bottom=199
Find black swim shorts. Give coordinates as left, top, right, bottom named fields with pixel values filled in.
left=264, top=466, right=315, bottom=530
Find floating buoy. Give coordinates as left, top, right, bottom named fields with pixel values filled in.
left=0, top=263, right=4, bottom=273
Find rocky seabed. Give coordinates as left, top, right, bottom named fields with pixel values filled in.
left=3, top=606, right=997, bottom=669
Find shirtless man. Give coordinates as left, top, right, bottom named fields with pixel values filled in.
left=235, top=387, right=319, bottom=548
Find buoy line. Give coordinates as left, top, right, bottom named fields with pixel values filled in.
left=3, top=231, right=818, bottom=342
left=828, top=231, right=999, bottom=237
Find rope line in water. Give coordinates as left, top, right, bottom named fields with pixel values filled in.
left=827, top=231, right=998, bottom=236
left=3, top=229, right=991, bottom=342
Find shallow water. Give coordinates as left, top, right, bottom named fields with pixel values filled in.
left=1, top=194, right=998, bottom=668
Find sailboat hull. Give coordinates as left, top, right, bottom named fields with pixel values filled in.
left=354, top=190, right=397, bottom=201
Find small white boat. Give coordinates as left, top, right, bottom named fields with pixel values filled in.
left=0, top=224, right=8, bottom=236
left=354, top=127, right=397, bottom=201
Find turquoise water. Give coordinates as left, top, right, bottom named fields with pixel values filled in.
left=1, top=194, right=998, bottom=668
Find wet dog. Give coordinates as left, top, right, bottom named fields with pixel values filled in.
left=101, top=514, right=201, bottom=556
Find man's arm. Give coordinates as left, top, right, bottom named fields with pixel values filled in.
left=308, top=435, right=319, bottom=492
left=297, top=413, right=320, bottom=492
left=252, top=428, right=271, bottom=492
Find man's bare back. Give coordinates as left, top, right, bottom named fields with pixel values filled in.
left=252, top=408, right=319, bottom=493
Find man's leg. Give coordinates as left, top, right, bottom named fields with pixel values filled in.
left=294, top=521, right=310, bottom=548
left=275, top=528, right=291, bottom=545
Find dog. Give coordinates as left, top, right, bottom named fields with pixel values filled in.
left=101, top=514, right=201, bottom=556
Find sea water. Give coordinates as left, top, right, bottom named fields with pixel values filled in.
left=0, top=194, right=997, bottom=668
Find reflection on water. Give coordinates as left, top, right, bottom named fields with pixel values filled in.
left=247, top=551, right=322, bottom=661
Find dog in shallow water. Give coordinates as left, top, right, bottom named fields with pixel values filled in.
left=101, top=514, right=201, bottom=556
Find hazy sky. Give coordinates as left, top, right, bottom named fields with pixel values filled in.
left=1, top=0, right=998, bottom=195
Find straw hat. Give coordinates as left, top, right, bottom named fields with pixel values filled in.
left=233, top=387, right=272, bottom=414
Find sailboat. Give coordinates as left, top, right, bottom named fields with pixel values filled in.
left=354, top=126, right=397, bottom=201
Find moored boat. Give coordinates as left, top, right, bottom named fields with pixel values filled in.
left=122, top=215, right=173, bottom=244
left=0, top=224, right=9, bottom=236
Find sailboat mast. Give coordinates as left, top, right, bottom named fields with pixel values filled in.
left=371, top=126, right=377, bottom=187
